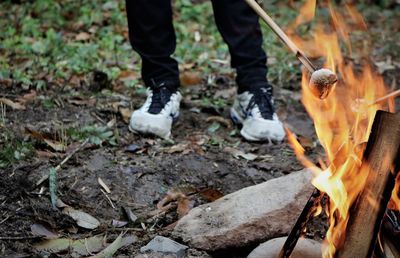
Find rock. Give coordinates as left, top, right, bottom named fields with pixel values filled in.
left=173, top=169, right=314, bottom=251
left=140, top=236, right=188, bottom=258
left=247, top=237, right=322, bottom=258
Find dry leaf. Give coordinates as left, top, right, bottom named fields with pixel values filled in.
left=75, top=32, right=91, bottom=41
left=163, top=142, right=190, bottom=154
left=98, top=177, right=111, bottom=193
left=180, top=71, right=202, bottom=87
left=199, top=188, right=224, bottom=202
left=224, top=147, right=258, bottom=161
left=17, top=90, right=37, bottom=104
left=31, top=223, right=59, bottom=239
left=35, top=235, right=104, bottom=256
left=214, top=87, right=236, bottom=99
left=118, top=70, right=138, bottom=81
left=157, top=189, right=186, bottom=211
left=25, top=127, right=67, bottom=152
left=67, top=98, right=96, bottom=106
left=206, top=116, right=232, bottom=128
left=88, top=234, right=124, bottom=258
left=63, top=207, right=100, bottom=229
left=119, top=107, right=132, bottom=123
left=177, top=197, right=193, bottom=218
left=0, top=97, right=26, bottom=110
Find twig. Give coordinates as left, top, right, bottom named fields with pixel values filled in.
left=106, top=227, right=144, bottom=232
left=0, top=215, right=10, bottom=225
left=372, top=89, right=400, bottom=106
left=0, top=235, right=43, bottom=240
left=100, top=189, right=116, bottom=210
left=36, top=139, right=89, bottom=186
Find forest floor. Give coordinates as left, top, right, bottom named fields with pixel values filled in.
left=0, top=0, right=399, bottom=257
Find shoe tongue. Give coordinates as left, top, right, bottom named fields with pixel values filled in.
left=249, top=87, right=274, bottom=120
left=148, top=86, right=174, bottom=114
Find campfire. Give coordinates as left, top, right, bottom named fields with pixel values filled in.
left=281, top=1, right=400, bottom=258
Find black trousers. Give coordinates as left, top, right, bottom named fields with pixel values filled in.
left=125, top=0, right=268, bottom=91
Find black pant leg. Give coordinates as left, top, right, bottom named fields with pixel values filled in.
left=210, top=0, right=269, bottom=92
left=125, top=0, right=180, bottom=87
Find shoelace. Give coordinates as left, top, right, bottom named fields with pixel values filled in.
left=148, top=84, right=175, bottom=114
left=247, top=87, right=275, bottom=120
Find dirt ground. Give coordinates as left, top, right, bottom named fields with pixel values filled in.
left=0, top=74, right=340, bottom=257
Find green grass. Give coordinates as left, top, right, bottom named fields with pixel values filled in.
left=0, top=0, right=397, bottom=91
left=0, top=130, right=33, bottom=168
left=0, top=0, right=296, bottom=92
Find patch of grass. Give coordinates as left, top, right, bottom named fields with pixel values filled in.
left=0, top=130, right=33, bottom=168
left=66, top=125, right=117, bottom=146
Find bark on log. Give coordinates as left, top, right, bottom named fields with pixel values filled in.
left=336, top=111, right=400, bottom=258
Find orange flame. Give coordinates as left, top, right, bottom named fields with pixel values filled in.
left=286, top=1, right=396, bottom=257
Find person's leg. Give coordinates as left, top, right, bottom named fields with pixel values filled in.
left=210, top=0, right=268, bottom=92
left=125, top=0, right=181, bottom=139
left=211, top=0, right=285, bottom=142
left=125, top=0, right=180, bottom=87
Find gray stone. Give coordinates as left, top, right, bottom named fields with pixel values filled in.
left=140, top=236, right=188, bottom=258
left=247, top=237, right=322, bottom=258
left=173, top=169, right=314, bottom=251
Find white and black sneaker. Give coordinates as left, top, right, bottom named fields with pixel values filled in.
left=230, top=86, right=285, bottom=142
left=129, top=83, right=181, bottom=139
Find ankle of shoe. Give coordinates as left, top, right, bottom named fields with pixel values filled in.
left=238, top=82, right=273, bottom=95
left=146, top=78, right=180, bottom=92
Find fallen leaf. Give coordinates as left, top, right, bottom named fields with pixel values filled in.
left=177, top=197, right=194, bottom=219
left=298, top=135, right=314, bottom=149
left=0, top=97, right=26, bottom=110
left=163, top=142, right=190, bottom=154
left=44, top=139, right=66, bottom=152
left=17, top=90, right=37, bottom=104
left=206, top=116, right=232, bottom=128
left=207, top=122, right=221, bottom=133
left=214, top=87, right=236, bottom=99
left=199, top=188, right=224, bottom=202
left=63, top=207, right=100, bottom=229
left=118, top=70, right=138, bottom=81
left=31, top=223, right=59, bottom=239
left=25, top=127, right=66, bottom=152
left=98, top=177, right=111, bottom=193
left=111, top=220, right=128, bottom=228
left=180, top=71, right=202, bottom=87
left=125, top=144, right=141, bottom=153
left=75, top=32, right=91, bottom=41
left=157, top=189, right=186, bottom=211
left=67, top=98, right=96, bottom=106
left=375, top=59, right=395, bottom=74
left=224, top=147, right=258, bottom=161
left=88, top=233, right=123, bottom=258
left=35, top=235, right=104, bottom=256
left=122, top=206, right=138, bottom=223
left=36, top=150, right=61, bottom=159
left=119, top=107, right=132, bottom=123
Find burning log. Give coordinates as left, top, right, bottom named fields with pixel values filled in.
left=336, top=111, right=400, bottom=258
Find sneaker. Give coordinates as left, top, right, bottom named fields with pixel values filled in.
left=129, top=83, right=181, bottom=139
left=230, top=86, right=285, bottom=142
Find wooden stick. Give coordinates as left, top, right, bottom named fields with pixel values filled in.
left=277, top=188, right=324, bottom=258
left=245, top=0, right=316, bottom=73
left=336, top=111, right=400, bottom=258
left=372, top=89, right=400, bottom=106
left=35, top=139, right=89, bottom=186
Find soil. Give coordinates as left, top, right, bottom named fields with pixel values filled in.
left=0, top=73, right=398, bottom=257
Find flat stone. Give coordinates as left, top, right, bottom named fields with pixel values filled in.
left=247, top=237, right=322, bottom=258
left=173, top=169, right=314, bottom=251
left=140, top=236, right=188, bottom=258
